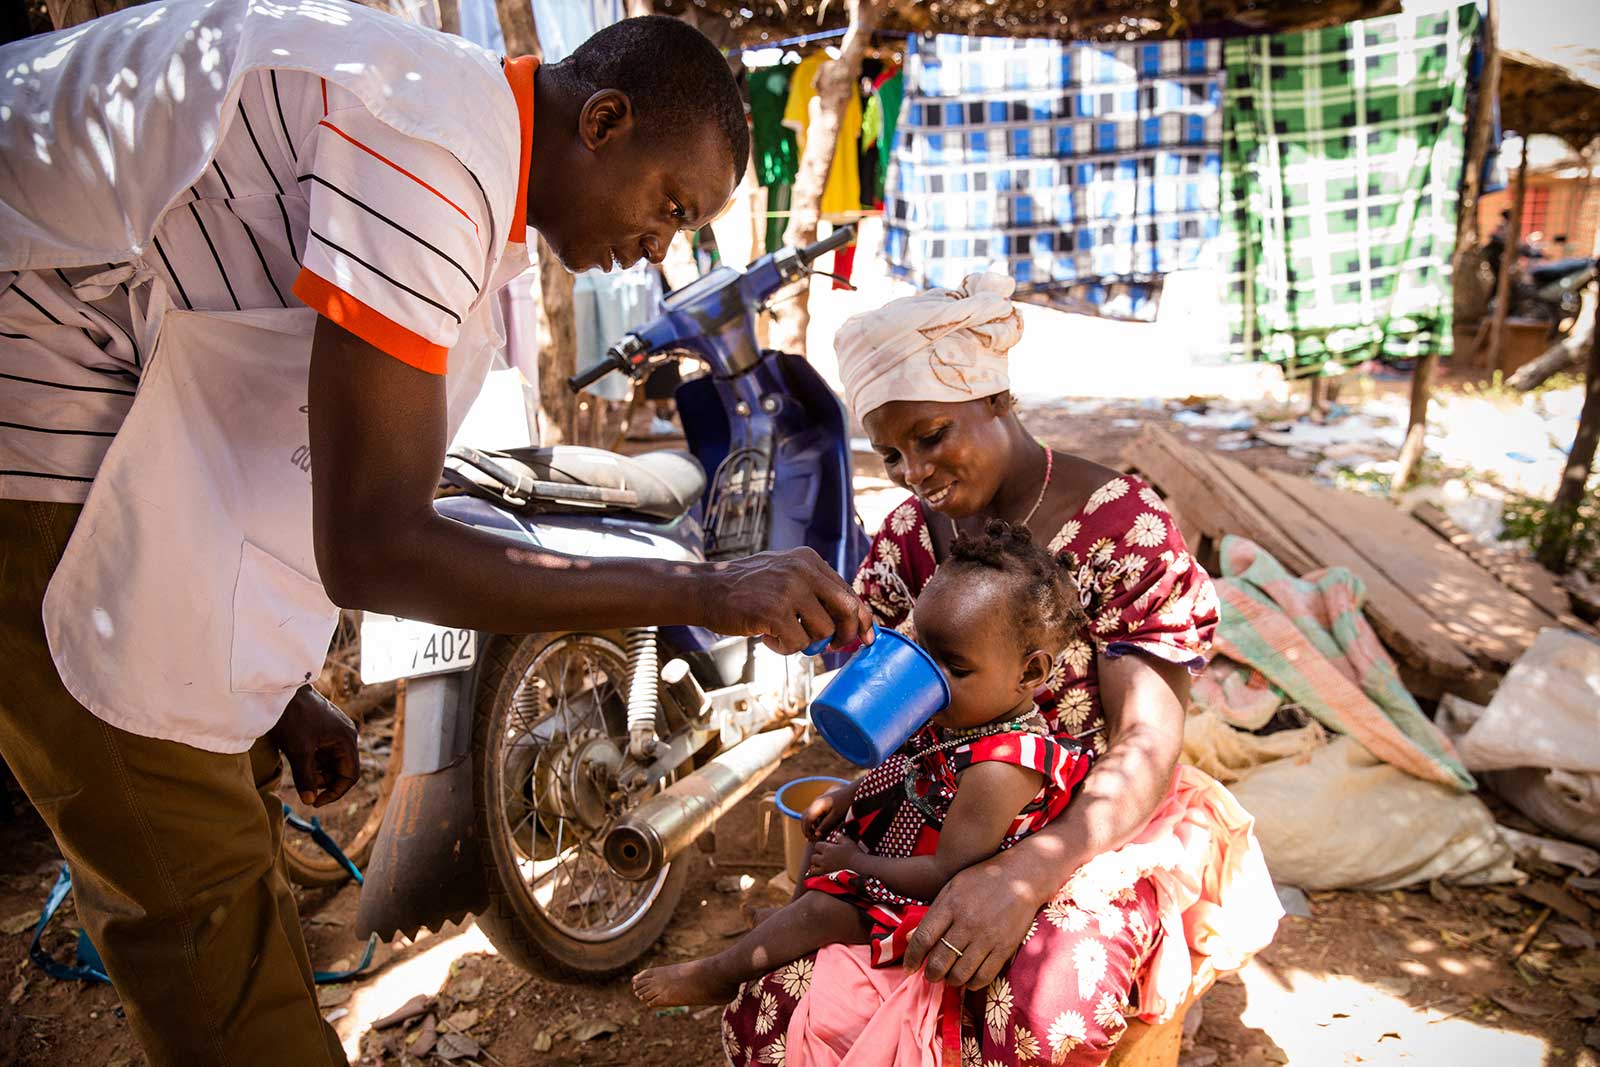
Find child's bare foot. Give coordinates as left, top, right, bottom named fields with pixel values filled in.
left=633, top=960, right=741, bottom=1008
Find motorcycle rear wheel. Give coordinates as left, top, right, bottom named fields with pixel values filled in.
left=471, top=631, right=691, bottom=979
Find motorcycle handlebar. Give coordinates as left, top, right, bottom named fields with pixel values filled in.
left=568, top=354, right=622, bottom=393
left=798, top=223, right=856, bottom=265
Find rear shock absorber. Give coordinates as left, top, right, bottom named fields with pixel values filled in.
left=625, top=627, right=660, bottom=759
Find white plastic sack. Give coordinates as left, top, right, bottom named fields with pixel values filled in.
left=1228, top=737, right=1518, bottom=891
left=1436, top=632, right=1600, bottom=849
left=1452, top=629, right=1600, bottom=774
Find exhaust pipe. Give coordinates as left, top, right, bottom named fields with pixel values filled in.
left=604, top=726, right=795, bottom=881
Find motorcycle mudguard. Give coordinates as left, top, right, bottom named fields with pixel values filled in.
left=355, top=667, right=488, bottom=941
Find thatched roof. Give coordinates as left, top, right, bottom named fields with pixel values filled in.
left=1500, top=51, right=1600, bottom=145
left=654, top=0, right=1398, bottom=46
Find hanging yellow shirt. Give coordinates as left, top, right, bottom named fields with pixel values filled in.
left=782, top=51, right=862, bottom=219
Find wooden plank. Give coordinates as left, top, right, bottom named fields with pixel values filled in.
left=1263, top=470, right=1555, bottom=669
left=1208, top=456, right=1477, bottom=679
left=1122, top=426, right=1318, bottom=576
left=1412, top=502, right=1588, bottom=630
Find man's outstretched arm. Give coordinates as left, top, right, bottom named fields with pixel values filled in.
left=307, top=318, right=871, bottom=652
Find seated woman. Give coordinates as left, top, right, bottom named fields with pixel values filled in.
left=723, top=274, right=1277, bottom=1067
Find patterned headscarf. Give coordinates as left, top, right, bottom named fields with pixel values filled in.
left=834, top=272, right=1024, bottom=420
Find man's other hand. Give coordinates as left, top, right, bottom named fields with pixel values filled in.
left=702, top=547, right=875, bottom=654
left=270, top=685, right=359, bottom=807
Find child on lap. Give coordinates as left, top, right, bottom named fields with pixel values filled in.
left=635, top=521, right=1090, bottom=1007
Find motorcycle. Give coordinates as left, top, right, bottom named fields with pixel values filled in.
left=1486, top=233, right=1598, bottom=339
left=352, top=225, right=868, bottom=978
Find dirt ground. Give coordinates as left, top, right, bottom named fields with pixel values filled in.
left=3, top=400, right=1595, bottom=1067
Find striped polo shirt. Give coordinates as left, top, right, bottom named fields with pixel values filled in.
left=0, top=56, right=537, bottom=504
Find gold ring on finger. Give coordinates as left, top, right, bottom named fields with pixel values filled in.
left=939, top=937, right=964, bottom=958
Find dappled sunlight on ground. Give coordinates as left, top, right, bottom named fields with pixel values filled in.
left=332, top=920, right=496, bottom=1061
left=1231, top=958, right=1550, bottom=1067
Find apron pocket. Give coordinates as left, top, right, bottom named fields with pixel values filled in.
left=229, top=540, right=337, bottom=695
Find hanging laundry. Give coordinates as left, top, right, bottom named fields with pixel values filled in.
left=784, top=50, right=863, bottom=219
left=831, top=239, right=857, bottom=290
left=1219, top=4, right=1479, bottom=371
left=749, top=63, right=800, bottom=187
left=870, top=66, right=903, bottom=207
left=858, top=58, right=884, bottom=209
left=573, top=265, right=666, bottom=400
left=748, top=61, right=799, bottom=252
left=455, top=0, right=505, bottom=52
left=882, top=35, right=1222, bottom=315
left=529, top=0, right=625, bottom=62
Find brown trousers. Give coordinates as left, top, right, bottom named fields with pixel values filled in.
left=0, top=499, right=346, bottom=1067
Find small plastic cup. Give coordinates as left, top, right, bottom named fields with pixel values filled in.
left=809, top=626, right=951, bottom=767
left=761, top=775, right=851, bottom=883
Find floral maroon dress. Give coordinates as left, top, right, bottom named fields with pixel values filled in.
left=723, top=475, right=1219, bottom=1067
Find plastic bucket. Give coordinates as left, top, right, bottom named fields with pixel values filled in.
left=759, top=775, right=851, bottom=884
left=810, top=626, right=950, bottom=767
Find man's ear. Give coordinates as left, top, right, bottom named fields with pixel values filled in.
left=578, top=88, right=635, bottom=151
left=1019, top=648, right=1054, bottom=693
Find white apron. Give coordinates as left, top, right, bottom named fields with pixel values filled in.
left=4, top=0, right=533, bottom=752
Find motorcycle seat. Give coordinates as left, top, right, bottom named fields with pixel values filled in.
left=443, top=445, right=706, bottom=522
left=1528, top=257, right=1593, bottom=285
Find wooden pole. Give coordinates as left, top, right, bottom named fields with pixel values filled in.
left=1486, top=135, right=1531, bottom=374
left=1395, top=0, right=1499, bottom=492
left=768, top=0, right=881, bottom=357
left=436, top=0, right=460, bottom=35
left=46, top=0, right=143, bottom=27
left=1537, top=295, right=1600, bottom=571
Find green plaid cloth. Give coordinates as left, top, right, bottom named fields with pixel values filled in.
left=1220, top=4, right=1479, bottom=374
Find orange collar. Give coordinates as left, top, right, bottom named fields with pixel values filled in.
left=503, top=55, right=538, bottom=246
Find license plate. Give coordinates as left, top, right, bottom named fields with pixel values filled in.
left=359, top=615, right=477, bottom=684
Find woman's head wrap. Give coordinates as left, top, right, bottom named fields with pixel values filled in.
left=834, top=272, right=1023, bottom=420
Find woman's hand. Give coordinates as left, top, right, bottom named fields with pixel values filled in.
left=806, top=837, right=865, bottom=878
left=801, top=782, right=855, bottom=841
left=902, top=851, right=1046, bottom=989
left=269, top=685, right=359, bottom=807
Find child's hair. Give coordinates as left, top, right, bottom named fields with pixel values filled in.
left=946, top=519, right=1087, bottom=654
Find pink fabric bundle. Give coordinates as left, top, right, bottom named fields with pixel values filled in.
left=786, top=945, right=951, bottom=1067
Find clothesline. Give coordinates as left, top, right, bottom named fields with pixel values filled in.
left=728, top=26, right=910, bottom=57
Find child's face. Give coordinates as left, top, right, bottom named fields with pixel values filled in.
left=911, top=571, right=1047, bottom=730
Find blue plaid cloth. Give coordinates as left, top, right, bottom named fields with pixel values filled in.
left=882, top=35, right=1223, bottom=313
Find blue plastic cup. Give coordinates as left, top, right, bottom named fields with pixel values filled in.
left=810, top=626, right=951, bottom=767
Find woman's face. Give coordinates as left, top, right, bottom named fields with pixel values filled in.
left=862, top=396, right=1013, bottom=518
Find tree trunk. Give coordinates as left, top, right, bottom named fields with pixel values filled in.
left=1537, top=297, right=1600, bottom=571
left=494, top=0, right=538, bottom=59
left=768, top=0, right=881, bottom=357
left=1509, top=286, right=1596, bottom=391
left=47, top=0, right=144, bottom=28
left=1486, top=136, right=1530, bottom=373
left=495, top=0, right=598, bottom=445
left=436, top=0, right=460, bottom=35
left=1397, top=0, right=1498, bottom=492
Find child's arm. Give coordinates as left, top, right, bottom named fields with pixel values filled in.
left=809, top=761, right=1043, bottom=901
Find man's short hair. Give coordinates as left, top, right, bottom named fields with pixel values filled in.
left=559, top=16, right=749, bottom=182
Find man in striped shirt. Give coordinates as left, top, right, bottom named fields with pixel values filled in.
left=0, top=8, right=871, bottom=1066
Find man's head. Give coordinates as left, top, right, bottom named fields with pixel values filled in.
left=530, top=16, right=749, bottom=273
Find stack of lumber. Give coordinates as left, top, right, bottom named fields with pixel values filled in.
left=1123, top=425, right=1590, bottom=703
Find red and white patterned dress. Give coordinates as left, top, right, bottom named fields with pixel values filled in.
left=724, top=474, right=1219, bottom=1067
left=807, top=710, right=1091, bottom=966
